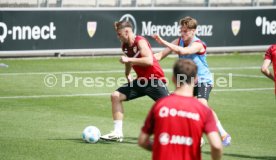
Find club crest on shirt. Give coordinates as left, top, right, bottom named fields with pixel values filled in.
left=123, top=48, right=128, bottom=54
left=133, top=46, right=137, bottom=53
left=231, top=20, right=241, bottom=36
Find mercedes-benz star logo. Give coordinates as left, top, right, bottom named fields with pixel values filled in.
left=119, top=14, right=137, bottom=35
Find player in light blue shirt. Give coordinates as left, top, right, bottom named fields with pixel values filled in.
left=153, top=16, right=231, bottom=146
left=178, top=36, right=213, bottom=86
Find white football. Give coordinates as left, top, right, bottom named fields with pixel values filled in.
left=82, top=126, right=101, bottom=143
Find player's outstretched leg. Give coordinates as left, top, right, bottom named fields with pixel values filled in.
left=213, top=112, right=231, bottom=146
left=198, top=98, right=231, bottom=146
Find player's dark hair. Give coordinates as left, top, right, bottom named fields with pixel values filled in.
left=173, top=59, right=197, bottom=85
left=114, top=21, right=133, bottom=31
left=179, top=16, right=197, bottom=29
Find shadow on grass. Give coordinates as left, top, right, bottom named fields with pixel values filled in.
left=48, top=136, right=138, bottom=145
left=202, top=151, right=276, bottom=160
left=48, top=138, right=86, bottom=144
left=98, top=136, right=138, bottom=145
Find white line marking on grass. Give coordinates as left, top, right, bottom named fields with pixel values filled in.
left=0, top=88, right=273, bottom=99
left=212, top=88, right=274, bottom=92
left=0, top=70, right=124, bottom=76
left=215, top=73, right=266, bottom=78
left=0, top=66, right=262, bottom=76
left=0, top=93, right=110, bottom=99
left=210, top=66, right=260, bottom=70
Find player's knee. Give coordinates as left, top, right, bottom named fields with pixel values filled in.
left=111, top=91, right=121, bottom=102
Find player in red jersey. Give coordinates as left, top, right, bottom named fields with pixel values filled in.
left=261, top=44, right=276, bottom=95
left=101, top=21, right=169, bottom=142
left=138, top=59, right=222, bottom=160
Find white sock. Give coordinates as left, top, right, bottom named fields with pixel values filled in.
left=217, top=121, right=227, bottom=136
left=113, top=120, right=123, bottom=135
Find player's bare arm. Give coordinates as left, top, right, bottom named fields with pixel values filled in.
left=206, top=132, right=223, bottom=160
left=119, top=53, right=133, bottom=82
left=121, top=40, right=153, bottom=66
left=261, top=59, right=274, bottom=81
left=138, top=132, right=152, bottom=151
left=154, top=38, right=179, bottom=61
left=152, top=34, right=204, bottom=55
left=124, top=63, right=132, bottom=82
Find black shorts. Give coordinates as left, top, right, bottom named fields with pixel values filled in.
left=193, top=83, right=212, bottom=101
left=117, top=79, right=169, bottom=101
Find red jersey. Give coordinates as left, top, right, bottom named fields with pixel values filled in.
left=142, top=94, right=218, bottom=160
left=122, top=36, right=166, bottom=82
left=264, top=44, right=276, bottom=94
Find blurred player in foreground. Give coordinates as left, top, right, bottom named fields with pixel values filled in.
left=101, top=21, right=169, bottom=142
left=261, top=44, right=276, bottom=95
left=138, top=59, right=223, bottom=160
left=152, top=16, right=231, bottom=146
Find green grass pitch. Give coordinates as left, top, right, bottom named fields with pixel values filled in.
left=0, top=53, right=275, bottom=160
